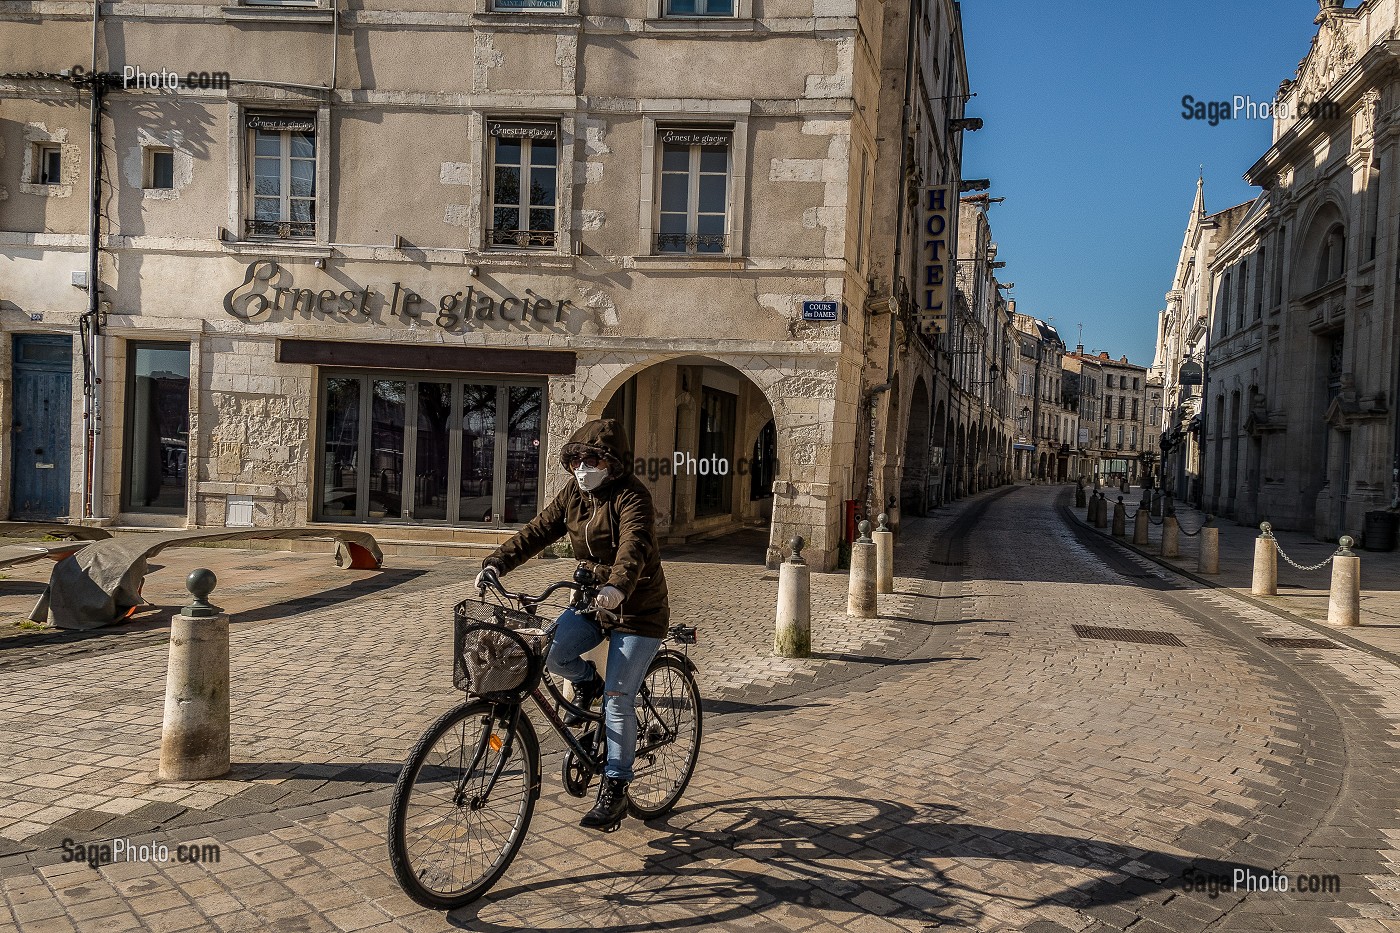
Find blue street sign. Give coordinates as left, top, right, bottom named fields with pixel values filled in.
left=802, top=300, right=839, bottom=321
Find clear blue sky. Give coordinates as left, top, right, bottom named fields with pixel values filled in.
left=960, top=0, right=1324, bottom=367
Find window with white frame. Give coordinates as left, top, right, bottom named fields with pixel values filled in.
left=664, top=0, right=732, bottom=17
left=487, top=122, right=558, bottom=250
left=247, top=113, right=316, bottom=239
left=655, top=128, right=730, bottom=255
left=34, top=143, right=62, bottom=185
left=145, top=147, right=174, bottom=190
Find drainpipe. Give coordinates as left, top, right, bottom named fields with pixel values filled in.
left=864, top=382, right=892, bottom=518
left=81, top=0, right=104, bottom=521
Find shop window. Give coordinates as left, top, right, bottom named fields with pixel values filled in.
left=487, top=122, right=558, bottom=250
left=666, top=0, right=733, bottom=14
left=316, top=373, right=543, bottom=526
left=695, top=386, right=736, bottom=517
left=247, top=113, right=317, bottom=239
left=655, top=128, right=730, bottom=255
left=34, top=143, right=62, bottom=185
left=123, top=343, right=190, bottom=514
left=145, top=148, right=174, bottom=190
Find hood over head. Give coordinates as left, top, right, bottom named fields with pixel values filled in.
left=559, top=418, right=633, bottom=479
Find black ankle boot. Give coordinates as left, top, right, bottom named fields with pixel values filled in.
left=564, top=666, right=604, bottom=727
left=579, top=776, right=628, bottom=830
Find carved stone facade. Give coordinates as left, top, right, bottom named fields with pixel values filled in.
left=0, top=0, right=975, bottom=568
left=1153, top=0, right=1400, bottom=540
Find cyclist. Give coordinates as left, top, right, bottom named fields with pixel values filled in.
left=474, top=418, right=669, bottom=831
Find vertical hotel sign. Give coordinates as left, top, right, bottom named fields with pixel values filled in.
left=919, top=185, right=953, bottom=334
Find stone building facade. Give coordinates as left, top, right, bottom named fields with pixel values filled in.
left=1153, top=0, right=1400, bottom=539
left=1152, top=179, right=1251, bottom=507
left=1011, top=314, right=1067, bottom=481
left=0, top=0, right=978, bottom=568
left=1094, top=353, right=1151, bottom=485
left=1063, top=348, right=1105, bottom=481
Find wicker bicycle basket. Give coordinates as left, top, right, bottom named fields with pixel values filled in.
left=452, top=600, right=549, bottom=701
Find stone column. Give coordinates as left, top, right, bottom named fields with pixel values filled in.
left=158, top=570, right=230, bottom=782
left=1328, top=536, right=1361, bottom=627
left=774, top=536, right=811, bottom=657
left=1198, top=521, right=1219, bottom=574
left=873, top=513, right=895, bottom=594
left=1133, top=505, right=1149, bottom=545
left=1111, top=497, right=1126, bottom=537
left=1252, top=523, right=1278, bottom=596
left=1160, top=516, right=1180, bottom=558
left=847, top=521, right=877, bottom=618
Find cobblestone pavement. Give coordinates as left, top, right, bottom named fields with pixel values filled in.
left=1, top=485, right=1397, bottom=932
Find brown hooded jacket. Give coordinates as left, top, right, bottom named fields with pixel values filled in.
left=482, top=418, right=670, bottom=638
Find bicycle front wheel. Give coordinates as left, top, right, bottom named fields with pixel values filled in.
left=387, top=700, right=538, bottom=910
left=628, top=653, right=703, bottom=820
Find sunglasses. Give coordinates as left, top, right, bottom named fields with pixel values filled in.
left=567, top=454, right=603, bottom=469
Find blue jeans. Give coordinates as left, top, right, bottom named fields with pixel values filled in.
left=545, top=609, right=661, bottom=782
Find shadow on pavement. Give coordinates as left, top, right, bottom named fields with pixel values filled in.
left=808, top=653, right=964, bottom=665
left=231, top=568, right=429, bottom=624
left=447, top=795, right=1266, bottom=931
left=663, top=529, right=769, bottom=566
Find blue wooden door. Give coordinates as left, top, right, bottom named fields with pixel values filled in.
left=10, top=335, right=74, bottom=519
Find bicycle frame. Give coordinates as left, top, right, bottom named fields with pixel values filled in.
left=458, top=645, right=688, bottom=807
left=461, top=570, right=696, bottom=805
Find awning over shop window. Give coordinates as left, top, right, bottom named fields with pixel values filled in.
left=277, top=339, right=575, bottom=376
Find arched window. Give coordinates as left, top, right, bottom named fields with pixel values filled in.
left=1315, top=224, right=1345, bottom=288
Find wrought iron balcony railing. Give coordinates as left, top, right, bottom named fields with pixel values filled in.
left=654, top=232, right=727, bottom=255
left=486, top=228, right=558, bottom=250
left=246, top=219, right=316, bottom=239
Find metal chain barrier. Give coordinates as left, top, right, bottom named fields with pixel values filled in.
left=1273, top=540, right=1336, bottom=573
left=1176, top=515, right=1209, bottom=537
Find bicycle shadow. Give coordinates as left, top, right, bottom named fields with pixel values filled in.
left=446, top=794, right=1265, bottom=931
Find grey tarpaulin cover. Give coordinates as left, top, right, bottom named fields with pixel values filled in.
left=46, top=528, right=383, bottom=631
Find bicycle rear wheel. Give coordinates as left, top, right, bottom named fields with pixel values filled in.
left=627, top=653, right=702, bottom=820
left=387, top=700, right=538, bottom=909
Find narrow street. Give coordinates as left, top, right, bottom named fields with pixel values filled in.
left=3, top=484, right=1396, bottom=932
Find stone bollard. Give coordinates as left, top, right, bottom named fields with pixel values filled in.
left=1075, top=485, right=1086, bottom=508
left=1198, top=518, right=1219, bottom=574
left=1133, top=505, right=1149, bottom=545
left=774, top=536, right=811, bottom=657
left=873, top=513, right=895, bottom=595
left=1252, top=522, right=1278, bottom=596
left=848, top=521, right=878, bottom=619
left=1327, top=536, right=1361, bottom=628
left=158, top=570, right=230, bottom=781
left=1112, top=497, right=1126, bottom=537
left=1093, top=492, right=1108, bottom=529
left=1160, top=516, right=1180, bottom=558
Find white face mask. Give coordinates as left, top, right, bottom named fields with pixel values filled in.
left=575, top=466, right=608, bottom=492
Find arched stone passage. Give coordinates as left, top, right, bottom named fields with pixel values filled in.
left=546, top=351, right=848, bottom=569
left=901, top=377, right=931, bottom=516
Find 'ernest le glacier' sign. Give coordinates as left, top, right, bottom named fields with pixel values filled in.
left=223, top=260, right=577, bottom=331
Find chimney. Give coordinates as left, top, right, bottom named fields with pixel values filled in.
left=1075, top=344, right=1084, bottom=355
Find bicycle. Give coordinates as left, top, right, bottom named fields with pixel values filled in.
left=386, top=564, right=703, bottom=910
